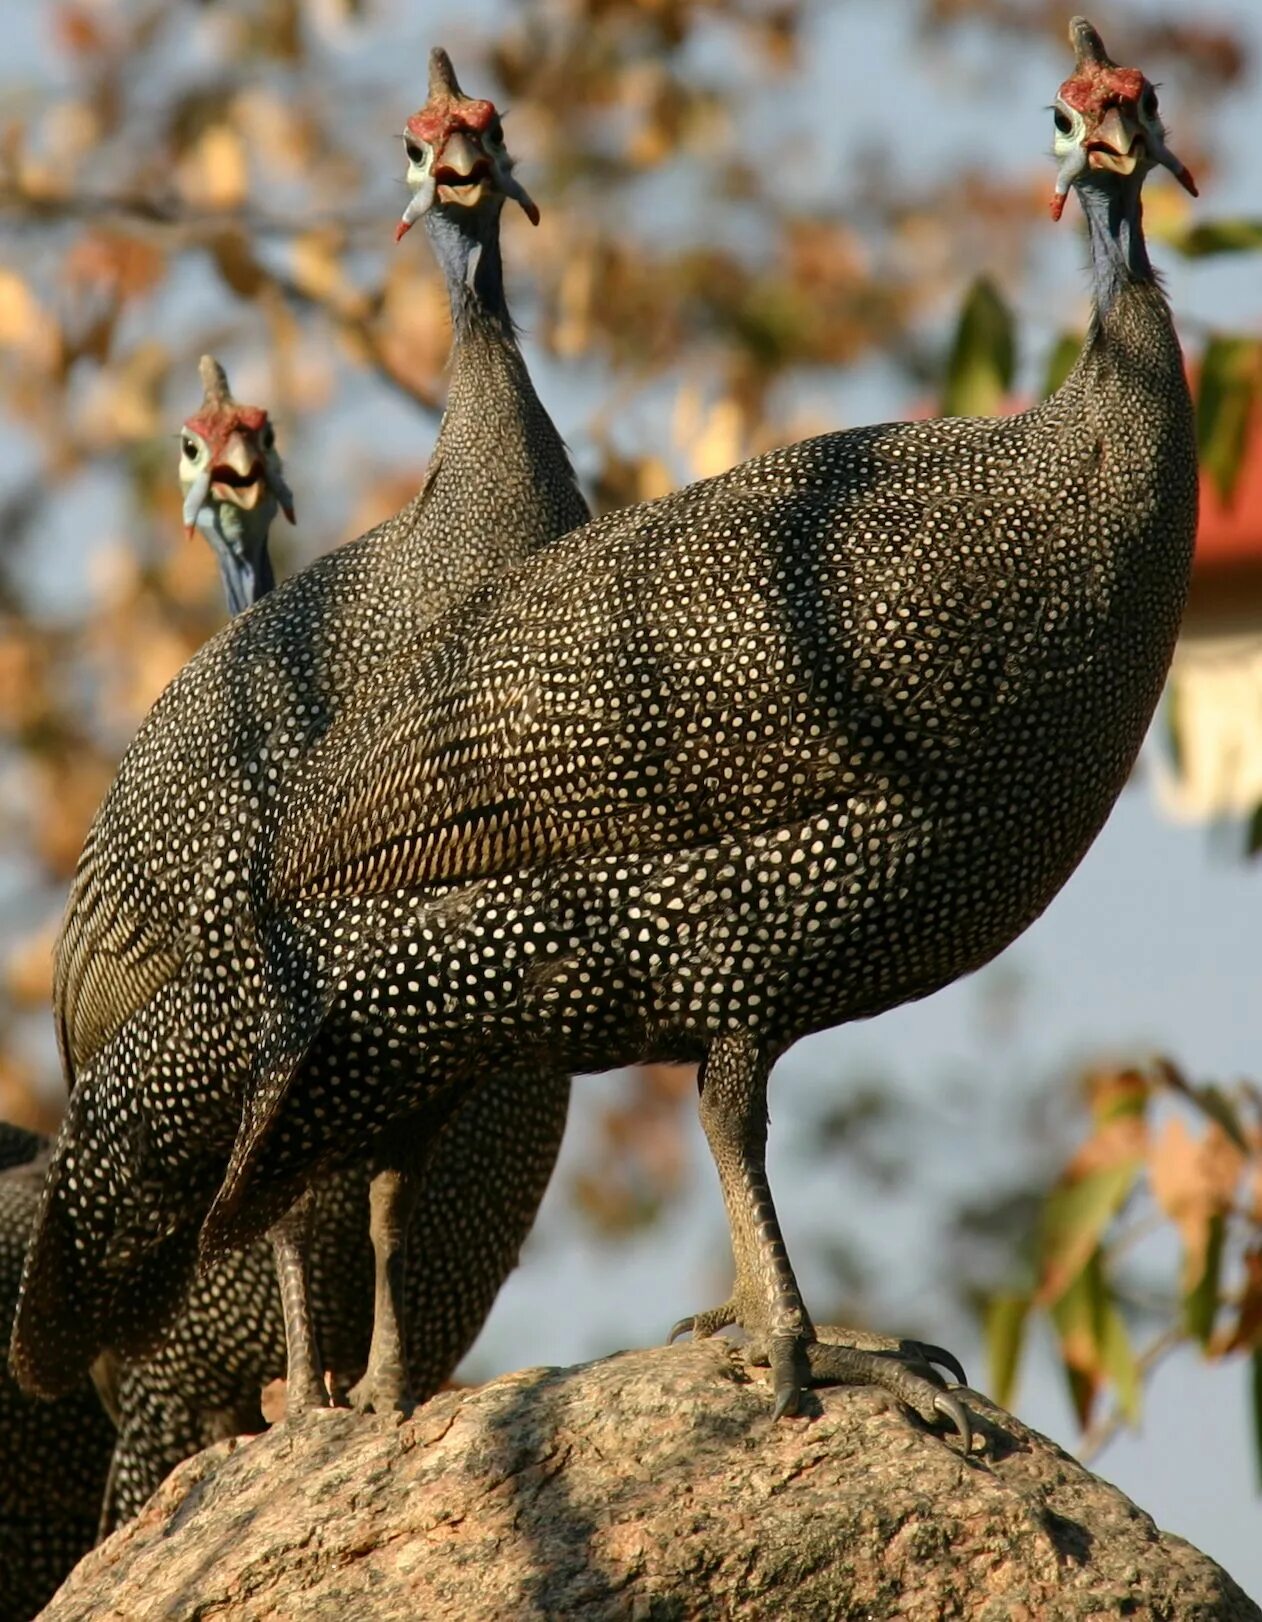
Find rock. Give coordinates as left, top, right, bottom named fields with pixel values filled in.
left=43, top=1341, right=1259, bottom=1621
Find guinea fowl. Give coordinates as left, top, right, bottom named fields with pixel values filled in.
left=12, top=49, right=586, bottom=1412
left=179, top=355, right=296, bottom=613
left=0, top=371, right=294, bottom=1594
left=23, top=18, right=1198, bottom=1442
left=193, top=14, right=1196, bottom=1437
left=98, top=360, right=340, bottom=1521
left=99, top=340, right=584, bottom=1523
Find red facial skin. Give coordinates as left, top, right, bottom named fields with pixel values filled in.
left=1049, top=61, right=1197, bottom=221
left=394, top=91, right=526, bottom=244
left=405, top=94, right=497, bottom=152
left=183, top=403, right=269, bottom=463
left=182, top=405, right=293, bottom=535
left=1057, top=63, right=1147, bottom=123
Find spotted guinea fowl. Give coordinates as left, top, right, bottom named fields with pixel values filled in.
left=188, top=15, right=1196, bottom=1440
left=179, top=355, right=296, bottom=612
left=11, top=49, right=586, bottom=1409
left=97, top=360, right=339, bottom=1525
left=0, top=1126, right=114, bottom=1619
left=0, top=370, right=295, bottom=1590
left=101, top=336, right=586, bottom=1523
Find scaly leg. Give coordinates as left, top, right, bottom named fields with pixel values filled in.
left=269, top=1188, right=329, bottom=1415
left=678, top=1031, right=970, bottom=1448
left=348, top=1167, right=422, bottom=1415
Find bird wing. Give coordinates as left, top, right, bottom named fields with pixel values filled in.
left=53, top=839, right=185, bottom=1093
left=213, top=416, right=1061, bottom=1235
left=269, top=420, right=1039, bottom=908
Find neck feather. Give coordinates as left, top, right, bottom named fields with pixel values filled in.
left=423, top=207, right=512, bottom=338
left=1077, top=178, right=1153, bottom=318
left=196, top=504, right=276, bottom=614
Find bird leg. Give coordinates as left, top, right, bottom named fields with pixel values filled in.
left=269, top=1188, right=329, bottom=1415
left=348, top=1166, right=422, bottom=1415
left=679, top=1031, right=971, bottom=1448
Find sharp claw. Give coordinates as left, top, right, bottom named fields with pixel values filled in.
left=667, top=1316, right=696, bottom=1345
left=772, top=1382, right=801, bottom=1421
left=915, top=1341, right=968, bottom=1388
left=933, top=1389, right=973, bottom=1454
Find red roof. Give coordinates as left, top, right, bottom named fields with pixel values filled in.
left=1197, top=420, right=1262, bottom=572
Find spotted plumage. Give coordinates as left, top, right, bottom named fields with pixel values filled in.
left=12, top=50, right=585, bottom=1420
left=0, top=1126, right=114, bottom=1618
left=209, top=17, right=1196, bottom=1431
left=16, top=21, right=1196, bottom=1437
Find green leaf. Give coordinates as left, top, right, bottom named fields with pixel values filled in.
left=1049, top=1251, right=1140, bottom=1428
left=1038, top=1158, right=1143, bottom=1306
left=942, top=276, right=1015, bottom=419
left=1169, top=219, right=1262, bottom=259
left=1184, top=1211, right=1226, bottom=1347
left=985, top=1292, right=1031, bottom=1409
left=1041, top=332, right=1080, bottom=399
left=1196, top=336, right=1260, bottom=505
left=1100, top=1296, right=1141, bottom=1424
left=1051, top=1260, right=1105, bottom=1426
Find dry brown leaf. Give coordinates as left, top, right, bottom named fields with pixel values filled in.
left=178, top=123, right=249, bottom=211
left=0, top=269, right=59, bottom=367
left=0, top=629, right=49, bottom=732
left=1149, top=1114, right=1245, bottom=1289
left=5, top=922, right=57, bottom=1008
left=64, top=229, right=166, bottom=303
left=0, top=1052, right=61, bottom=1135
left=208, top=229, right=267, bottom=299
left=30, top=755, right=115, bottom=877
left=292, top=230, right=368, bottom=321
left=1063, top=1114, right=1147, bottom=1180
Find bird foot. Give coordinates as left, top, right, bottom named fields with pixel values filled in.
left=754, top=1329, right=972, bottom=1451
left=347, top=1361, right=415, bottom=1417
left=667, top=1302, right=738, bottom=1343
left=671, top=1309, right=971, bottom=1451
left=283, top=1373, right=334, bottom=1419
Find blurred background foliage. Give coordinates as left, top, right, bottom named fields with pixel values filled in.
left=2, top=0, right=1262, bottom=1526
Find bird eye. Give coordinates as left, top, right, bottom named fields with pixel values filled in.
left=262, top=425, right=275, bottom=449
left=488, top=119, right=504, bottom=147
left=1141, top=85, right=1159, bottom=118
left=181, top=435, right=198, bottom=458
left=1053, top=108, right=1073, bottom=136
left=404, top=137, right=426, bottom=165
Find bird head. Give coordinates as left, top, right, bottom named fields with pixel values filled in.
left=1050, top=16, right=1197, bottom=221
left=395, top=47, right=538, bottom=243
left=178, top=356, right=295, bottom=615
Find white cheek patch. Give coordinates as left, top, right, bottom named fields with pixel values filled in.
left=396, top=175, right=437, bottom=239
left=1053, top=143, right=1088, bottom=200
left=182, top=466, right=212, bottom=530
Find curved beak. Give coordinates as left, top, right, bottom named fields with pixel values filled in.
left=209, top=430, right=267, bottom=512
left=1051, top=100, right=1199, bottom=221
left=1087, top=105, right=1143, bottom=178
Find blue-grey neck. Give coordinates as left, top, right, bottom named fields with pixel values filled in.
left=423, top=202, right=511, bottom=337
left=195, top=503, right=276, bottom=615
left=1076, top=176, right=1153, bottom=318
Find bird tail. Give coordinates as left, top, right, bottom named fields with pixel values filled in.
left=9, top=1059, right=213, bottom=1400
left=11, top=954, right=324, bottom=1398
